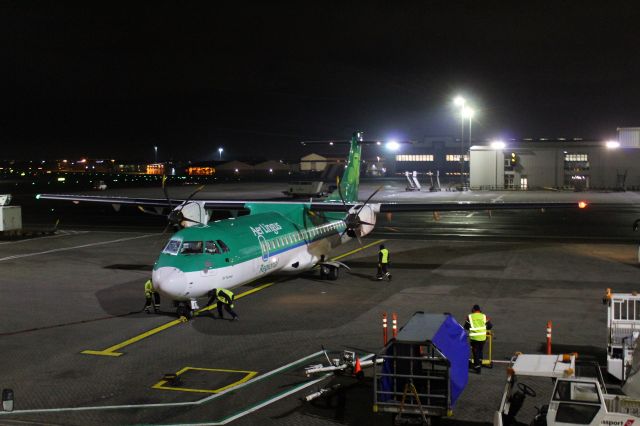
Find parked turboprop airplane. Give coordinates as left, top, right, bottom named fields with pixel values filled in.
left=37, top=132, right=586, bottom=317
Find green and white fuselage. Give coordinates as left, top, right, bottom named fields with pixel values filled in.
left=152, top=208, right=358, bottom=301
left=151, top=132, right=372, bottom=303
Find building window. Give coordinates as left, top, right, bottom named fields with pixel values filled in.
left=564, top=154, right=588, bottom=162
left=446, top=155, right=469, bottom=162
left=395, top=155, right=434, bottom=162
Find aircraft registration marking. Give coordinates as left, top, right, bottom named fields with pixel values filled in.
left=81, top=239, right=386, bottom=357
left=151, top=367, right=258, bottom=394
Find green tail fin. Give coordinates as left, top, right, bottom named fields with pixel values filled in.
left=326, top=131, right=362, bottom=203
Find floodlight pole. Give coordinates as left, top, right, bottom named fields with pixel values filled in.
left=460, top=114, right=465, bottom=187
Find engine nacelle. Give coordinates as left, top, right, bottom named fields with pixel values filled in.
left=352, top=203, right=378, bottom=237
left=175, top=201, right=210, bottom=227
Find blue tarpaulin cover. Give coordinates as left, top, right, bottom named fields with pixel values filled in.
left=378, top=313, right=469, bottom=407
left=431, top=314, right=469, bottom=406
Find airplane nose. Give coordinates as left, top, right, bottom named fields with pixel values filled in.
left=152, top=267, right=188, bottom=300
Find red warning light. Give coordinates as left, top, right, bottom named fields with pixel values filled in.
left=578, top=201, right=588, bottom=209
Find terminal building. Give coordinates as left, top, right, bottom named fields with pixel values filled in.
left=470, top=128, right=640, bottom=190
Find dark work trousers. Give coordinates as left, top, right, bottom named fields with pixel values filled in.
left=217, top=303, right=238, bottom=319
left=470, top=340, right=485, bottom=369
left=377, top=263, right=389, bottom=277
left=145, top=293, right=160, bottom=311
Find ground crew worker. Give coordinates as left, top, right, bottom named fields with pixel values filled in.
left=144, top=279, right=160, bottom=313
left=376, top=244, right=391, bottom=281
left=207, top=288, right=239, bottom=321
left=464, top=304, right=493, bottom=374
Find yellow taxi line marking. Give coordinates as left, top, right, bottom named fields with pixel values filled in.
left=82, top=282, right=277, bottom=356
left=81, top=318, right=187, bottom=357
left=151, top=367, right=258, bottom=394
left=331, top=239, right=385, bottom=261
left=82, top=240, right=383, bottom=357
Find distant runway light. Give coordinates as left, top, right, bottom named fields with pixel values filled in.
left=578, top=201, right=588, bottom=209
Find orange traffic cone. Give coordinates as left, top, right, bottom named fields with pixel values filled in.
left=353, top=357, right=363, bottom=379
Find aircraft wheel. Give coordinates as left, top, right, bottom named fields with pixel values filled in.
left=177, top=304, right=190, bottom=318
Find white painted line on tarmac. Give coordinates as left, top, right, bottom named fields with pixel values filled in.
left=161, top=353, right=376, bottom=426
left=465, top=212, right=475, bottom=217
left=0, top=232, right=86, bottom=245
left=0, top=234, right=156, bottom=262
left=0, top=350, right=327, bottom=416
left=491, top=194, right=504, bottom=203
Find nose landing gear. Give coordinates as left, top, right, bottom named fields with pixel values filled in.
left=174, top=299, right=199, bottom=319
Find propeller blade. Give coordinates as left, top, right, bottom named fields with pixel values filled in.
left=162, top=175, right=173, bottom=208
left=356, top=185, right=383, bottom=215
left=137, top=205, right=165, bottom=216
left=358, top=220, right=375, bottom=226
left=356, top=234, right=363, bottom=246
left=385, top=212, right=393, bottom=223
left=184, top=185, right=205, bottom=205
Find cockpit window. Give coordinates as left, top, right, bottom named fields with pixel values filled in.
left=216, top=240, right=230, bottom=253
left=162, top=239, right=181, bottom=255
left=180, top=241, right=203, bottom=255
left=205, top=240, right=220, bottom=254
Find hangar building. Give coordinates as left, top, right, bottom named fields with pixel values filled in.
left=469, top=128, right=640, bottom=190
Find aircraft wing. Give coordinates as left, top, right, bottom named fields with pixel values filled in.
left=36, top=194, right=587, bottom=213
left=37, top=194, right=174, bottom=207
left=376, top=201, right=586, bottom=212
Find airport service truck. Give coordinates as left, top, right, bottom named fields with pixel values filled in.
left=494, top=353, right=640, bottom=426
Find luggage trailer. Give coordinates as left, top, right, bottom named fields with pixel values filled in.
left=373, top=312, right=469, bottom=423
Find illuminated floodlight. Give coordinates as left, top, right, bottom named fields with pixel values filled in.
left=461, top=106, right=475, bottom=119
left=578, top=201, right=588, bottom=209
left=605, top=140, right=620, bottom=149
left=376, top=141, right=382, bottom=146
left=490, top=140, right=506, bottom=150
left=386, top=140, right=400, bottom=151
left=329, top=142, right=334, bottom=146
left=453, top=96, right=466, bottom=107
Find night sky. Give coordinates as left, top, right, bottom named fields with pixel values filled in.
left=2, top=2, right=639, bottom=161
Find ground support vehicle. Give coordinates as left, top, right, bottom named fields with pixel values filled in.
left=283, top=181, right=328, bottom=197
left=373, top=312, right=469, bottom=425
left=604, top=289, right=640, bottom=382
left=494, top=353, right=640, bottom=426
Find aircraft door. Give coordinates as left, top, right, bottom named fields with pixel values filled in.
left=255, top=235, right=270, bottom=274
left=258, top=235, right=269, bottom=262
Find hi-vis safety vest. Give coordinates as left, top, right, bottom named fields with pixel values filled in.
left=144, top=280, right=153, bottom=297
left=380, top=248, right=389, bottom=264
left=217, top=288, right=235, bottom=307
left=468, top=312, right=487, bottom=341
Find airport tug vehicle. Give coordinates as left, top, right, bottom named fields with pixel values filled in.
left=494, top=353, right=640, bottom=426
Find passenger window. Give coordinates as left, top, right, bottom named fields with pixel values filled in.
left=205, top=241, right=220, bottom=254
left=216, top=240, right=230, bottom=253
left=180, top=241, right=203, bottom=255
